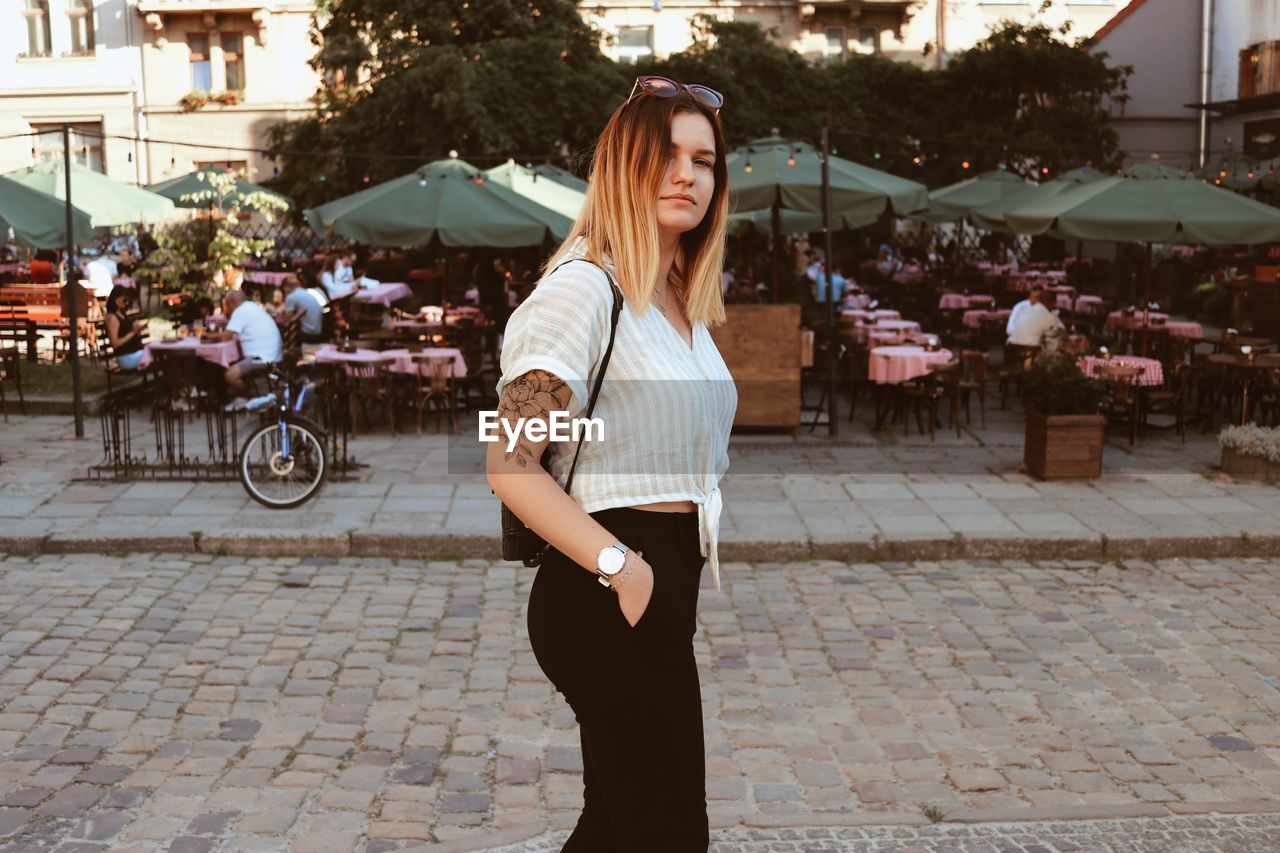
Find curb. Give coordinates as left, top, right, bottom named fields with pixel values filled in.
left=5, top=531, right=1280, bottom=564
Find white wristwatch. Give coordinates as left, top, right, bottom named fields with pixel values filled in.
left=595, top=542, right=629, bottom=587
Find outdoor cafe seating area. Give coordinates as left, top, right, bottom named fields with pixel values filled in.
left=796, top=251, right=1280, bottom=446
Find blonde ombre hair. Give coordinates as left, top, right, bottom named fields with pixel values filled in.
left=541, top=89, right=730, bottom=326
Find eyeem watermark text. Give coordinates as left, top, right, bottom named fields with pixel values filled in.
left=479, top=411, right=604, bottom=452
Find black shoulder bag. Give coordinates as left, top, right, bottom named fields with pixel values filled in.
left=498, top=259, right=624, bottom=567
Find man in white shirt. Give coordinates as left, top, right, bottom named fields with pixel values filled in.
left=82, top=255, right=118, bottom=298
left=1006, top=285, right=1063, bottom=346
left=222, top=289, right=283, bottom=403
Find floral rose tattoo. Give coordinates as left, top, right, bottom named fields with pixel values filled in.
left=497, top=370, right=572, bottom=468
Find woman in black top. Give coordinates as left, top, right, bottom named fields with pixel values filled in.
left=104, top=286, right=146, bottom=370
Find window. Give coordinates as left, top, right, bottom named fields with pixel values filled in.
left=1240, top=42, right=1280, bottom=100
left=68, top=0, right=94, bottom=55
left=22, top=0, right=51, bottom=57
left=189, top=33, right=212, bottom=91
left=825, top=26, right=846, bottom=63
left=615, top=25, right=653, bottom=63
left=222, top=32, right=245, bottom=91
left=31, top=123, right=105, bottom=173
left=856, top=27, right=879, bottom=55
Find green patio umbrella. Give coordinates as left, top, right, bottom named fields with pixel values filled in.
left=1003, top=161, right=1280, bottom=353
left=483, top=160, right=584, bottom=223
left=727, top=136, right=928, bottom=298
left=147, top=169, right=294, bottom=211
left=969, top=167, right=1108, bottom=232
left=0, top=174, right=94, bottom=248
left=304, top=158, right=573, bottom=247
left=531, top=164, right=588, bottom=193
left=728, top=137, right=929, bottom=224
left=912, top=169, right=1031, bottom=224
left=6, top=160, right=176, bottom=228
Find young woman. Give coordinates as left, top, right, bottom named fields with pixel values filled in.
left=104, top=285, right=145, bottom=370
left=487, top=77, right=736, bottom=850
left=320, top=254, right=354, bottom=299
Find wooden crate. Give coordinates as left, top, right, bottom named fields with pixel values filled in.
left=1024, top=410, right=1105, bottom=479
left=710, top=304, right=801, bottom=429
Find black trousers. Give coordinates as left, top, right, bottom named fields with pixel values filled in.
left=527, top=507, right=710, bottom=852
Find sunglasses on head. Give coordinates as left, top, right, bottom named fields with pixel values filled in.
left=627, top=75, right=724, bottom=115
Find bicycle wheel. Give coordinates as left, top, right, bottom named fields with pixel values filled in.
left=239, top=416, right=328, bottom=509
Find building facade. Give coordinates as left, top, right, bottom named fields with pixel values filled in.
left=584, top=0, right=1127, bottom=67
left=1085, top=0, right=1204, bottom=169
left=0, top=0, right=320, bottom=188
left=1204, top=0, right=1280, bottom=162
left=582, top=0, right=920, bottom=65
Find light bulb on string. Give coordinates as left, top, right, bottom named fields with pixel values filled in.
left=744, top=160, right=753, bottom=174
left=786, top=155, right=795, bottom=167
left=961, top=161, right=970, bottom=170
left=873, top=151, right=881, bottom=160
left=362, top=175, right=371, bottom=184
left=474, top=175, right=484, bottom=185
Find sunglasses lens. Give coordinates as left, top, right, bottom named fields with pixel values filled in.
left=689, top=85, right=724, bottom=111
left=641, top=77, right=679, bottom=97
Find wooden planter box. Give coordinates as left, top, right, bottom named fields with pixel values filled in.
left=709, top=304, right=801, bottom=430
left=1024, top=410, right=1105, bottom=479
left=1221, top=447, right=1280, bottom=482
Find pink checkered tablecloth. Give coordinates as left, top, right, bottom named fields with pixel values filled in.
left=1104, top=311, right=1203, bottom=339
left=938, top=293, right=993, bottom=310
left=1056, top=294, right=1104, bottom=314
left=841, top=309, right=901, bottom=322
left=138, top=336, right=241, bottom=370
left=314, top=345, right=467, bottom=378
left=962, top=309, right=1012, bottom=329
left=244, top=271, right=292, bottom=287
left=868, top=346, right=953, bottom=384
left=849, top=319, right=921, bottom=344
left=1079, top=355, right=1163, bottom=386
left=353, top=282, right=413, bottom=307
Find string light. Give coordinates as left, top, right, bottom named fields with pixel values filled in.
left=744, top=159, right=753, bottom=174
left=362, top=175, right=370, bottom=183
left=474, top=175, right=484, bottom=185
left=961, top=161, right=970, bottom=170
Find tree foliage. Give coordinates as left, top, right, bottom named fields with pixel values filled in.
left=266, top=4, right=1131, bottom=209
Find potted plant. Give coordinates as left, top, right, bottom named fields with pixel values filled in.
left=1021, top=345, right=1108, bottom=479
left=212, top=90, right=244, bottom=106
left=1218, top=425, right=1280, bottom=482
left=180, top=90, right=210, bottom=112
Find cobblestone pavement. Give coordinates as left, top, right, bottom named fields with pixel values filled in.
left=497, top=813, right=1280, bottom=851
left=1, top=553, right=1278, bottom=851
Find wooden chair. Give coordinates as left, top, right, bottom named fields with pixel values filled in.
left=1142, top=361, right=1189, bottom=442
left=843, top=344, right=873, bottom=424
left=344, top=357, right=397, bottom=434
left=410, top=353, right=458, bottom=434
left=0, top=346, right=26, bottom=420
left=958, top=349, right=989, bottom=429
left=901, top=361, right=961, bottom=441
left=997, top=343, right=1041, bottom=409
left=0, top=306, right=38, bottom=363
left=1097, top=363, right=1145, bottom=446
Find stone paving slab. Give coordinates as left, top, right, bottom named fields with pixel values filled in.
left=1, top=413, right=1279, bottom=563
left=0, top=553, right=1278, bottom=850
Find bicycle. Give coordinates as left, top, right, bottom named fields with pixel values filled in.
left=238, top=357, right=328, bottom=508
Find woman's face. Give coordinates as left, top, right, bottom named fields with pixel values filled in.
left=656, top=111, right=717, bottom=238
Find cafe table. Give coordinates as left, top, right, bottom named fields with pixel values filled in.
left=869, top=344, right=953, bottom=385
left=1056, top=293, right=1104, bottom=315
left=841, top=308, right=902, bottom=322
left=1079, top=354, right=1163, bottom=386
left=1104, top=311, right=1203, bottom=339
left=314, top=344, right=467, bottom=378
left=137, top=335, right=241, bottom=370
left=962, top=308, right=1012, bottom=329
left=937, top=293, right=993, bottom=310
left=1206, top=352, right=1280, bottom=425
left=848, top=319, right=921, bottom=345
left=352, top=282, right=413, bottom=307
left=243, top=270, right=292, bottom=287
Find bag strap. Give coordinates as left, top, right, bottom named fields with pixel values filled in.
left=546, top=258, right=623, bottom=498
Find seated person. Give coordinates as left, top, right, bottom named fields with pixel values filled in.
left=104, top=285, right=146, bottom=370
left=1006, top=285, right=1063, bottom=346
left=221, top=290, right=283, bottom=405
left=82, top=254, right=119, bottom=298
left=814, top=265, right=846, bottom=304
left=281, top=275, right=325, bottom=343
left=321, top=255, right=355, bottom=299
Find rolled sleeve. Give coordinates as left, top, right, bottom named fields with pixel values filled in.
left=496, top=261, right=614, bottom=418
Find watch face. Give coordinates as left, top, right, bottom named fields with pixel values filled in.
left=598, top=547, right=625, bottom=575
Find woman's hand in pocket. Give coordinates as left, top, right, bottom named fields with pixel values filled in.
left=616, top=550, right=655, bottom=628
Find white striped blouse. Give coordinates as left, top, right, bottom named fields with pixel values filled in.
left=496, top=240, right=738, bottom=591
